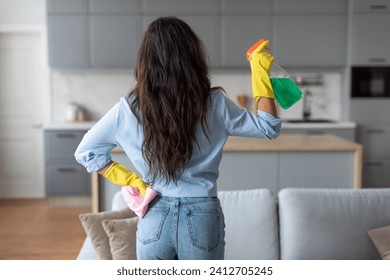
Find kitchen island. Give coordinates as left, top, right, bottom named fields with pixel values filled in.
left=92, top=134, right=362, bottom=212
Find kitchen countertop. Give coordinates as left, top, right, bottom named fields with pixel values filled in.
left=223, top=134, right=361, bottom=152
left=43, top=121, right=357, bottom=131
left=43, top=121, right=96, bottom=131
left=111, top=134, right=361, bottom=153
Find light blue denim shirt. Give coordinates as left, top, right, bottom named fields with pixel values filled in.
left=74, top=90, right=282, bottom=197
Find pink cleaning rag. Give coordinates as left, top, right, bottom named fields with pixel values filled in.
left=121, top=186, right=158, bottom=218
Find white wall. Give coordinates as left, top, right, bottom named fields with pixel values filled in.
left=0, top=0, right=46, bottom=24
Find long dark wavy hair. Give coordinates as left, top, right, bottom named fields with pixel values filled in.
left=128, top=16, right=221, bottom=185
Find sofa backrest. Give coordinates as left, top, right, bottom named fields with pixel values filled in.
left=112, top=191, right=127, bottom=211
left=218, top=189, right=279, bottom=260
left=112, top=188, right=280, bottom=260
left=278, top=188, right=390, bottom=260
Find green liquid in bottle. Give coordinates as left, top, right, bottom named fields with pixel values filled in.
left=270, top=78, right=302, bottom=110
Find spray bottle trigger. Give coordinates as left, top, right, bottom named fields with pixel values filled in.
left=246, top=38, right=271, bottom=61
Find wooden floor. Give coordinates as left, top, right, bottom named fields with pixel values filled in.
left=0, top=199, right=90, bottom=260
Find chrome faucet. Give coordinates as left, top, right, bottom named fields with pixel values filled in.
left=303, top=90, right=312, bottom=121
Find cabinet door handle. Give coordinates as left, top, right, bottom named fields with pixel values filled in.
left=367, top=129, right=385, bottom=134
left=370, top=4, right=388, bottom=10
left=57, top=167, right=77, bottom=172
left=365, top=162, right=384, bottom=167
left=369, top=58, right=387, bottom=63
left=56, top=133, right=76, bottom=138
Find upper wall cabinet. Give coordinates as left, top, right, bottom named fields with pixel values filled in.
left=272, top=16, right=348, bottom=67
left=89, top=0, right=140, bottom=68
left=47, top=15, right=88, bottom=68
left=47, top=0, right=140, bottom=68
left=47, top=0, right=87, bottom=13
left=273, top=0, right=348, bottom=14
left=220, top=0, right=270, bottom=68
left=89, top=0, right=138, bottom=14
left=353, top=14, right=390, bottom=65
left=221, top=16, right=270, bottom=67
left=272, top=0, right=348, bottom=67
left=354, top=0, right=390, bottom=12
left=141, top=0, right=218, bottom=67
left=141, top=0, right=218, bottom=14
left=352, top=0, right=390, bottom=65
left=47, top=0, right=389, bottom=69
left=89, top=15, right=140, bottom=67
left=220, top=0, right=270, bottom=15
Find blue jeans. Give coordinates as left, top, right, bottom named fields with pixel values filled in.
left=136, top=196, right=225, bottom=260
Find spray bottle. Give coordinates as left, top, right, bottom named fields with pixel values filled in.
left=246, top=39, right=302, bottom=110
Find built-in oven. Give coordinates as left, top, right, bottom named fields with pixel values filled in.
left=351, top=67, right=390, bottom=98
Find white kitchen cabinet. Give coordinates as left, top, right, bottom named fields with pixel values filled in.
left=352, top=14, right=390, bottom=65
left=272, top=15, right=348, bottom=67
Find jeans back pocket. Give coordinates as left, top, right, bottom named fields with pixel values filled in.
left=186, top=208, right=220, bottom=252
left=137, top=207, right=169, bottom=245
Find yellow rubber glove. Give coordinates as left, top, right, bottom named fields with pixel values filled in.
left=248, top=40, right=275, bottom=101
left=103, top=162, right=149, bottom=197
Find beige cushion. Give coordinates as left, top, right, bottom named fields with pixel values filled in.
left=367, top=225, right=390, bottom=260
left=102, top=217, right=138, bottom=260
left=79, top=207, right=134, bottom=260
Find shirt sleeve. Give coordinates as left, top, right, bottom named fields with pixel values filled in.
left=222, top=94, right=282, bottom=139
left=74, top=103, right=119, bottom=173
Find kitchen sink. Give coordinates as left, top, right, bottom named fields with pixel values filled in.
left=285, top=119, right=336, bottom=123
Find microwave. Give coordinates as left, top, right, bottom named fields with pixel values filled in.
left=351, top=67, right=390, bottom=98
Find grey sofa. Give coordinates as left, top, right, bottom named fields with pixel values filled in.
left=77, top=188, right=390, bottom=260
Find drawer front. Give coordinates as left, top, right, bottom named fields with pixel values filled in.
left=46, top=165, right=90, bottom=195
left=45, top=131, right=86, bottom=162
left=363, top=158, right=390, bottom=188
left=354, top=0, right=390, bottom=12
left=359, top=125, right=390, bottom=156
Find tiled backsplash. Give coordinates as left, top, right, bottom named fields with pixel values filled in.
left=50, top=70, right=135, bottom=121
left=50, top=69, right=342, bottom=122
